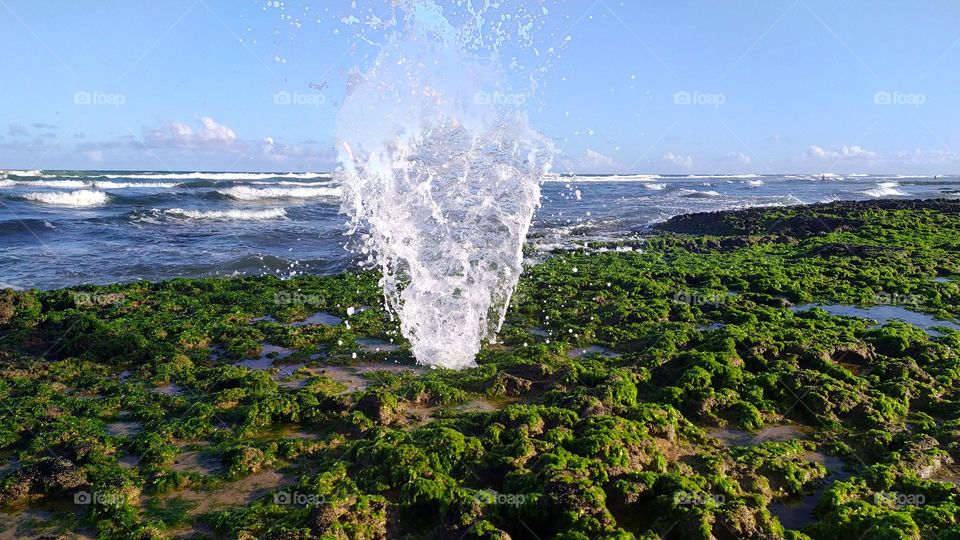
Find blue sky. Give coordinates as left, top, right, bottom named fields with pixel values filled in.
left=1, top=0, right=958, bottom=174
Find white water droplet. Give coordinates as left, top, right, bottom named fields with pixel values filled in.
left=337, top=1, right=555, bottom=370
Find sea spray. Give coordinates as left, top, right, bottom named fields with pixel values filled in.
left=337, top=1, right=555, bottom=369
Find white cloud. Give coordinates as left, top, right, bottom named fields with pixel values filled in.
left=842, top=145, right=875, bottom=158
left=198, top=116, right=237, bottom=142
left=261, top=136, right=332, bottom=162
left=805, top=144, right=877, bottom=160
left=144, top=116, right=241, bottom=151
left=3, top=114, right=342, bottom=171
left=662, top=152, right=693, bottom=168
left=65, top=116, right=336, bottom=170
left=894, top=148, right=960, bottom=165
left=582, top=148, right=615, bottom=168
left=556, top=148, right=619, bottom=173
left=724, top=152, right=751, bottom=164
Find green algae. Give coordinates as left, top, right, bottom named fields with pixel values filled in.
left=2, top=201, right=960, bottom=538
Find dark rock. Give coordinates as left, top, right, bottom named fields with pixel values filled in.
left=491, top=373, right=532, bottom=396
left=503, top=362, right=550, bottom=381
left=0, top=457, right=86, bottom=504
left=354, top=391, right=402, bottom=424
left=654, top=198, right=960, bottom=238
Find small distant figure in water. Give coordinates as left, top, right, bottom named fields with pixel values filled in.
left=821, top=175, right=826, bottom=181
left=935, top=175, right=939, bottom=180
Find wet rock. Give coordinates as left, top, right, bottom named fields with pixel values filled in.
left=655, top=198, right=960, bottom=238
left=503, top=362, right=550, bottom=381
left=820, top=344, right=874, bottom=367
left=490, top=373, right=532, bottom=397
left=320, top=394, right=354, bottom=415
left=309, top=497, right=387, bottom=539
left=0, top=291, right=15, bottom=325
left=0, top=289, right=40, bottom=328
left=810, top=243, right=905, bottom=258
left=676, top=236, right=771, bottom=253
left=436, top=523, right=511, bottom=540
left=354, top=391, right=403, bottom=425
left=580, top=396, right=610, bottom=417
left=226, top=446, right=268, bottom=476
left=263, top=531, right=310, bottom=540
left=0, top=457, right=86, bottom=504
left=903, top=435, right=954, bottom=478
left=543, top=475, right=615, bottom=529
left=714, top=504, right=778, bottom=540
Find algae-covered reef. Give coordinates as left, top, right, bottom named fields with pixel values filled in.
left=3, top=199, right=960, bottom=539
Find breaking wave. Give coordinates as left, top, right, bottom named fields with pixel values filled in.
left=17, top=180, right=89, bottom=189
left=93, top=181, right=181, bottom=189
left=217, top=186, right=342, bottom=200
left=862, top=181, right=908, bottom=197
left=22, top=190, right=110, bottom=207
left=163, top=207, right=288, bottom=220
left=94, top=172, right=327, bottom=181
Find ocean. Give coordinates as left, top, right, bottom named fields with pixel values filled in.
left=1, top=169, right=958, bottom=290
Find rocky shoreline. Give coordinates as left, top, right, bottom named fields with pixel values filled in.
left=655, top=198, right=960, bottom=237
left=2, top=199, right=960, bottom=539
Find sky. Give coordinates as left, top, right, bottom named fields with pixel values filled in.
left=1, top=0, right=958, bottom=174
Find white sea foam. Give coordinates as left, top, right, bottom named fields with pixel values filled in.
left=0, top=179, right=15, bottom=188
left=680, top=189, right=721, bottom=198
left=4, top=169, right=42, bottom=177
left=338, top=1, right=554, bottom=369
left=23, top=190, right=109, bottom=206
left=644, top=183, right=667, bottom=190
left=95, top=172, right=327, bottom=181
left=553, top=174, right=662, bottom=182
left=250, top=180, right=336, bottom=186
left=93, top=181, right=181, bottom=189
left=14, top=179, right=180, bottom=189
left=17, top=179, right=89, bottom=189
left=164, top=208, right=287, bottom=220
left=746, top=179, right=764, bottom=187
left=861, top=181, right=908, bottom=197
left=218, top=186, right=342, bottom=200
left=681, top=174, right=761, bottom=179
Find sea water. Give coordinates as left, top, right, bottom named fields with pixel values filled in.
left=335, top=1, right=554, bottom=368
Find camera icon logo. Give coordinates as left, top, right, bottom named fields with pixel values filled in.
left=873, top=91, right=891, bottom=105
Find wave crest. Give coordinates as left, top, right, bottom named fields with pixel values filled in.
left=22, top=190, right=109, bottom=206
left=163, top=207, right=288, bottom=220
left=218, top=186, right=342, bottom=200
left=93, top=181, right=181, bottom=189
left=861, top=182, right=907, bottom=197
left=98, top=172, right=328, bottom=181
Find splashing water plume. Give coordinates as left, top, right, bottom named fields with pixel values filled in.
left=337, top=1, right=555, bottom=369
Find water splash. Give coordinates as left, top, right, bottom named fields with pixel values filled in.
left=337, top=1, right=554, bottom=369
